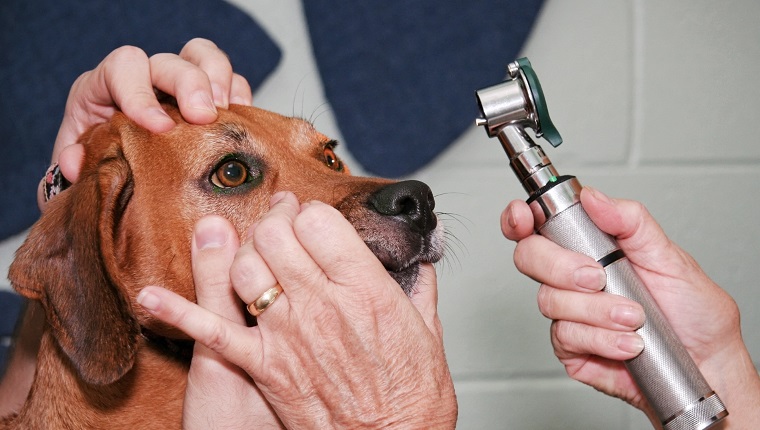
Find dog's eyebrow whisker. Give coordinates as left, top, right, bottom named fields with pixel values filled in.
left=291, top=74, right=310, bottom=118
left=309, top=103, right=333, bottom=126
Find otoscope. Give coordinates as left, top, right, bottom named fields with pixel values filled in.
left=475, top=58, right=728, bottom=430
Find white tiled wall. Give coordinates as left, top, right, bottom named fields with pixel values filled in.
left=423, top=1, right=760, bottom=428
left=2, top=0, right=758, bottom=428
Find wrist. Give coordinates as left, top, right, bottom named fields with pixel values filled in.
left=699, top=338, right=760, bottom=428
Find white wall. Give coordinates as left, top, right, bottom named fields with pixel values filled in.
left=3, top=0, right=758, bottom=428
left=422, top=1, right=760, bottom=428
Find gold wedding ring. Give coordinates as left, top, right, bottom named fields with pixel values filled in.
left=246, top=284, right=284, bottom=317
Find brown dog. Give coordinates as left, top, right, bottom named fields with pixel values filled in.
left=3, top=100, right=444, bottom=428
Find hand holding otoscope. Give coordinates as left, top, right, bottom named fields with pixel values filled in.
left=476, top=58, right=728, bottom=430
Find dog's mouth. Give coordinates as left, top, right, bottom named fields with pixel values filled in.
left=335, top=180, right=444, bottom=295
left=362, top=218, right=445, bottom=295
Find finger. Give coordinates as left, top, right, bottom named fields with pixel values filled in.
left=501, top=199, right=535, bottom=241
left=230, top=230, right=287, bottom=321
left=136, top=286, right=263, bottom=370
left=191, top=216, right=244, bottom=323
left=230, top=73, right=253, bottom=106
left=179, top=38, right=234, bottom=108
left=53, top=46, right=175, bottom=161
left=514, top=235, right=607, bottom=292
left=551, top=319, right=644, bottom=361
left=291, top=201, right=389, bottom=289
left=250, top=192, right=328, bottom=297
left=95, top=46, right=176, bottom=133
left=536, top=285, right=645, bottom=331
left=57, top=144, right=85, bottom=184
left=149, top=53, right=218, bottom=124
left=409, top=263, right=443, bottom=338
left=581, top=187, right=669, bottom=255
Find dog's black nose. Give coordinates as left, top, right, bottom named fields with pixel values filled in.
left=369, top=180, right=437, bottom=234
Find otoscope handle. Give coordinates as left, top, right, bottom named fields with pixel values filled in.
left=533, top=177, right=727, bottom=430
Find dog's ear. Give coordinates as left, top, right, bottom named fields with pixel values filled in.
left=8, top=121, right=140, bottom=385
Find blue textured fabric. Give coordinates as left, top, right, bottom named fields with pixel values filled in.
left=303, top=1, right=545, bottom=177
left=0, top=0, right=281, bottom=240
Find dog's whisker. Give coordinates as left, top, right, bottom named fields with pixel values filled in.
left=291, top=74, right=310, bottom=118
left=437, top=211, right=473, bottom=234
left=437, top=232, right=465, bottom=275
left=433, top=191, right=470, bottom=199
left=309, top=103, right=333, bottom=126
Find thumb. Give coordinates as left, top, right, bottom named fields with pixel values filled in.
left=581, top=187, right=674, bottom=265
left=191, top=215, right=244, bottom=324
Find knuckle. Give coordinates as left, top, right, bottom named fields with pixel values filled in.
left=297, top=203, right=338, bottom=230
left=229, top=250, right=258, bottom=287
left=536, top=285, right=555, bottom=318
left=552, top=320, right=588, bottom=356
left=203, top=319, right=231, bottom=353
left=184, top=37, right=218, bottom=52
left=106, top=45, right=148, bottom=64
left=252, top=217, right=289, bottom=250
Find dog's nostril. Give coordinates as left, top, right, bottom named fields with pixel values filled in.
left=369, top=180, right=437, bottom=233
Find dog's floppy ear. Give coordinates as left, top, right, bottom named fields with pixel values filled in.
left=8, top=121, right=140, bottom=385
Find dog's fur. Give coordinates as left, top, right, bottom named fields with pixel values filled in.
left=3, top=101, right=444, bottom=428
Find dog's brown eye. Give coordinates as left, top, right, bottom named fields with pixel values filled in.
left=211, top=160, right=249, bottom=188
left=323, top=147, right=343, bottom=171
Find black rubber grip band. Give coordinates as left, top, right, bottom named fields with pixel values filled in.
left=597, top=249, right=626, bottom=268
left=526, top=175, right=576, bottom=204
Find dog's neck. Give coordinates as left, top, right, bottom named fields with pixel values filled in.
left=3, top=327, right=191, bottom=429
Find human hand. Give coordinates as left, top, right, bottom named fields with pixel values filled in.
left=40, top=38, right=252, bottom=208
left=501, top=187, right=760, bottom=425
left=181, top=215, right=283, bottom=429
left=137, top=192, right=457, bottom=429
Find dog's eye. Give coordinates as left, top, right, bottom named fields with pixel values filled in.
left=211, top=159, right=250, bottom=188
left=323, top=147, right=344, bottom=172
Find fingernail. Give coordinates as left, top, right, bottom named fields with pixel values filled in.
left=137, top=289, right=161, bottom=312
left=586, top=186, right=614, bottom=206
left=146, top=107, right=175, bottom=132
left=190, top=90, right=217, bottom=114
left=149, top=106, right=173, bottom=121
left=195, top=218, right=229, bottom=250
left=617, top=333, right=645, bottom=354
left=574, top=266, right=607, bottom=291
left=506, top=205, right=518, bottom=229
left=231, top=95, right=251, bottom=106
left=269, top=191, right=290, bottom=206
left=211, top=82, right=227, bottom=107
left=611, top=304, right=645, bottom=328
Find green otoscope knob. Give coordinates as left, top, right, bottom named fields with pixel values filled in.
left=515, top=58, right=563, bottom=148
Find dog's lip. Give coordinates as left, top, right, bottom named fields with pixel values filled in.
left=376, top=237, right=444, bottom=275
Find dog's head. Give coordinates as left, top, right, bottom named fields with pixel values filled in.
left=8, top=101, right=444, bottom=386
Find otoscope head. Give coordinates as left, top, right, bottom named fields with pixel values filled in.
left=475, top=58, right=562, bottom=148
left=475, top=58, right=564, bottom=194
